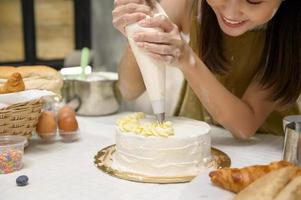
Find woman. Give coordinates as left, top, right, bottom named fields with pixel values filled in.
left=112, top=0, right=301, bottom=139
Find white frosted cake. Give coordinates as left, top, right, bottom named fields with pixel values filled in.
left=112, top=113, right=211, bottom=177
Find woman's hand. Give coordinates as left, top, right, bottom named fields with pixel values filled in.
left=132, top=14, right=188, bottom=65
left=112, top=0, right=155, bottom=36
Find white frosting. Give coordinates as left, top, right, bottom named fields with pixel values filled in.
left=113, top=116, right=211, bottom=177
left=117, top=112, right=174, bottom=137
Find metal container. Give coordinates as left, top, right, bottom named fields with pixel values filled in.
left=282, top=115, right=301, bottom=166
left=61, top=72, right=119, bottom=116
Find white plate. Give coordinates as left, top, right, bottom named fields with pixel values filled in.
left=179, top=169, right=235, bottom=200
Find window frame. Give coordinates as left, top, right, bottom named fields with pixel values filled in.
left=0, top=0, right=91, bottom=70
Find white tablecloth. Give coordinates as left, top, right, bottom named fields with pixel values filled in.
left=0, top=112, right=283, bottom=200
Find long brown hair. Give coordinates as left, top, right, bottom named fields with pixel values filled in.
left=199, top=0, right=301, bottom=105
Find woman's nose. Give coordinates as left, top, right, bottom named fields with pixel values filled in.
left=222, top=0, right=243, bottom=19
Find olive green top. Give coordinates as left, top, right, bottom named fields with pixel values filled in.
left=174, top=2, right=300, bottom=135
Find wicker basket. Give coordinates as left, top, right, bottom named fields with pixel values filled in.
left=0, top=98, right=44, bottom=138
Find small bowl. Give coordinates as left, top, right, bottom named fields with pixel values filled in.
left=0, top=135, right=27, bottom=174
left=59, top=129, right=79, bottom=142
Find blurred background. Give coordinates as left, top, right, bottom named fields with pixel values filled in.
left=0, top=0, right=126, bottom=72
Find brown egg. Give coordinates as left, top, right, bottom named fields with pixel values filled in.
left=58, top=115, right=78, bottom=132
left=58, top=106, right=76, bottom=120
left=36, top=111, right=57, bottom=134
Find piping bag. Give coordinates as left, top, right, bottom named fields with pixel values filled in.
left=125, top=3, right=168, bottom=123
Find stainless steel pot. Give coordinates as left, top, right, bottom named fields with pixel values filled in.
left=282, top=115, right=301, bottom=166
left=61, top=72, right=119, bottom=116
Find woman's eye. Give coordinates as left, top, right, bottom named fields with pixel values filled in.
left=246, top=0, right=263, bottom=5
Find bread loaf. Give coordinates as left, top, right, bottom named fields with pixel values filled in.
left=234, top=166, right=298, bottom=200
left=0, top=66, right=63, bottom=94
left=274, top=175, right=301, bottom=200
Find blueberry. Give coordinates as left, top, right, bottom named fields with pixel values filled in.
left=16, top=175, right=29, bottom=186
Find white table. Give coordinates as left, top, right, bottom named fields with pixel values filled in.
left=0, top=112, right=283, bottom=200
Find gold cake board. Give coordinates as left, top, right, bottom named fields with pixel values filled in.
left=94, top=145, right=231, bottom=184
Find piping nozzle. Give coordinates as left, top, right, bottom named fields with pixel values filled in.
left=155, top=113, right=165, bottom=124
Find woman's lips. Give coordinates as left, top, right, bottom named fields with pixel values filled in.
left=221, top=16, right=247, bottom=28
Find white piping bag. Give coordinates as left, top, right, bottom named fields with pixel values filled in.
left=125, top=3, right=168, bottom=122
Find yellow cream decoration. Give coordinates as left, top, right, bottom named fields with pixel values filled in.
left=117, top=112, right=174, bottom=137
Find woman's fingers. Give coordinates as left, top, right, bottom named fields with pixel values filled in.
left=133, top=31, right=181, bottom=45
left=112, top=1, right=183, bottom=65
left=136, top=42, right=180, bottom=64
left=112, top=0, right=152, bottom=35
left=138, top=14, right=175, bottom=32
left=112, top=3, right=151, bottom=18
left=114, top=0, right=144, bottom=6
left=133, top=31, right=171, bottom=44
left=137, top=42, right=180, bottom=58
left=113, top=13, right=147, bottom=34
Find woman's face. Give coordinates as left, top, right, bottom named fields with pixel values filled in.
left=207, top=0, right=282, bottom=36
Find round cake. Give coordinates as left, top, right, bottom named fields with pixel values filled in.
left=112, top=113, right=211, bottom=177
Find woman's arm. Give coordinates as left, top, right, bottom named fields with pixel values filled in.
left=114, top=0, right=192, bottom=100
left=180, top=46, right=279, bottom=139
left=133, top=0, right=281, bottom=139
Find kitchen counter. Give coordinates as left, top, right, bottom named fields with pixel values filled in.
left=0, top=112, right=283, bottom=200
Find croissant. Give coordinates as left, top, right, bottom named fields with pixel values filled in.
left=209, top=160, right=294, bottom=193
left=0, top=72, right=25, bottom=94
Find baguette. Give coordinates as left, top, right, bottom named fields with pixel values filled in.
left=274, top=175, right=301, bottom=200
left=234, top=166, right=298, bottom=200
left=0, top=65, right=63, bottom=94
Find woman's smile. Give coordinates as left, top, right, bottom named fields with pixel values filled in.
left=222, top=16, right=247, bottom=28
left=215, top=12, right=250, bottom=36
left=207, top=0, right=283, bottom=36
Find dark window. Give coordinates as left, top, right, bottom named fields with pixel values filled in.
left=0, top=0, right=91, bottom=70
